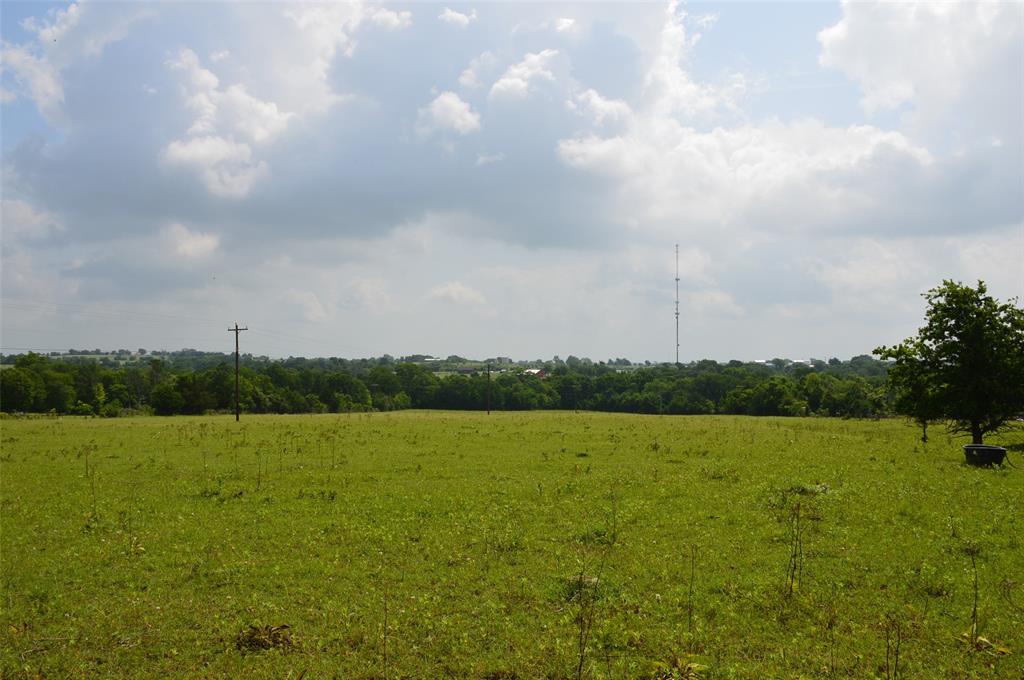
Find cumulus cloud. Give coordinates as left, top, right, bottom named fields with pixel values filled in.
left=346, top=278, right=392, bottom=312
left=557, top=118, right=942, bottom=239
left=0, top=44, right=63, bottom=121
left=1, top=199, right=63, bottom=241
left=458, top=50, right=497, bottom=89
left=428, top=281, right=487, bottom=305
left=819, top=0, right=1022, bottom=145
left=281, top=2, right=410, bottom=112
left=370, top=7, right=412, bottom=30
left=285, top=289, right=329, bottom=322
left=476, top=152, right=504, bottom=166
left=490, top=49, right=559, bottom=99
left=164, top=222, right=219, bottom=258
left=685, top=289, right=743, bottom=316
left=643, top=0, right=724, bottom=117
left=163, top=48, right=292, bottom=196
left=168, top=48, right=293, bottom=143
left=0, top=1, right=151, bottom=123
left=163, top=136, right=268, bottom=198
left=439, top=8, right=477, bottom=28
left=571, top=88, right=631, bottom=124
left=416, top=91, right=481, bottom=136
left=820, top=1, right=1010, bottom=113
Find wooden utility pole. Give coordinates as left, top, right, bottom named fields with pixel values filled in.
left=228, top=323, right=248, bottom=421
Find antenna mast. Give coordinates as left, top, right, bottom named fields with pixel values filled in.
left=675, top=244, right=680, bottom=364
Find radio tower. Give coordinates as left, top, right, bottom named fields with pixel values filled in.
left=674, top=244, right=680, bottom=364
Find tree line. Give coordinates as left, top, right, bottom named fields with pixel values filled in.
left=0, top=352, right=892, bottom=418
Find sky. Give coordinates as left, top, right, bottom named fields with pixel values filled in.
left=1, top=1, right=1022, bottom=363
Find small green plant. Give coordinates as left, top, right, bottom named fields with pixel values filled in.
left=785, top=502, right=805, bottom=598
left=573, top=489, right=619, bottom=680
left=961, top=540, right=982, bottom=646
left=881, top=611, right=903, bottom=680
left=685, top=544, right=697, bottom=651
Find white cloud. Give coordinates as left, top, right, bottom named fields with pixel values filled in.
left=685, top=289, right=743, bottom=316
left=164, top=48, right=292, bottom=196
left=572, top=89, right=631, bottom=125
left=346, top=278, right=392, bottom=312
left=0, top=199, right=63, bottom=241
left=558, top=118, right=934, bottom=239
left=1, top=1, right=150, bottom=123
left=555, top=18, right=575, bottom=33
left=21, top=2, right=144, bottom=60
left=458, top=51, right=497, bottom=89
left=285, top=289, right=329, bottom=322
left=163, top=223, right=219, bottom=258
left=439, top=8, right=477, bottom=28
left=370, top=8, right=412, bottom=30
left=643, top=1, right=721, bottom=117
left=429, top=281, right=487, bottom=305
left=280, top=2, right=409, bottom=113
left=819, top=0, right=1022, bottom=144
left=168, top=48, right=293, bottom=144
left=209, top=49, right=230, bottom=63
left=490, top=49, right=559, bottom=99
left=417, top=91, right=481, bottom=136
left=163, top=136, right=268, bottom=198
left=476, top=153, right=505, bottom=166
left=0, top=43, right=64, bottom=120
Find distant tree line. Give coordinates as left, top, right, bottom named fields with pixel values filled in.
left=1, top=351, right=893, bottom=418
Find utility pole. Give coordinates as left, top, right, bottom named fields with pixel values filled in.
left=675, top=244, right=680, bottom=365
left=228, top=323, right=248, bottom=421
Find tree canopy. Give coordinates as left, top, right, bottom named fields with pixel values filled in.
left=876, top=280, right=1024, bottom=444
left=1, top=350, right=893, bottom=419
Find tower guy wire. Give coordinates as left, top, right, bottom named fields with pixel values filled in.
left=228, top=322, right=248, bottom=421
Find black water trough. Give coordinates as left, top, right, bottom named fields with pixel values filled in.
left=963, top=444, right=1007, bottom=467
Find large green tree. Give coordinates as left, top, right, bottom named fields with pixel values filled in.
left=876, top=280, right=1024, bottom=444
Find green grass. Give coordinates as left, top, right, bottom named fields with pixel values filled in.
left=1, top=412, right=1021, bottom=679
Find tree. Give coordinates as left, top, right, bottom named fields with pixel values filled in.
left=876, top=280, right=1024, bottom=444
left=0, top=367, right=44, bottom=411
left=150, top=380, right=185, bottom=415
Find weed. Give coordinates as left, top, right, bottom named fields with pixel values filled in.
left=961, top=540, right=982, bottom=646
left=881, top=612, right=903, bottom=680
left=573, top=489, right=619, bottom=680
left=785, top=502, right=805, bottom=598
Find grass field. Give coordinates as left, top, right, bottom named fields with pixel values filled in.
left=1, top=412, right=1021, bottom=679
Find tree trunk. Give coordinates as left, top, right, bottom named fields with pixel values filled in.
left=971, top=422, right=983, bottom=445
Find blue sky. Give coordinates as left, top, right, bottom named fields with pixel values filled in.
left=2, top=1, right=1022, bottom=361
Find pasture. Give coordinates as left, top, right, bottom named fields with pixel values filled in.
left=1, top=412, right=1021, bottom=678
